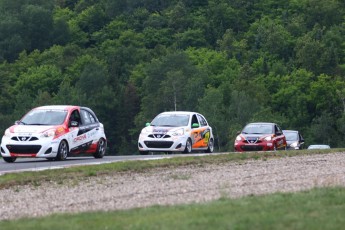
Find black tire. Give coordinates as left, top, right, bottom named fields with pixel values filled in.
left=55, top=140, right=68, bottom=161
left=205, top=139, right=214, bottom=153
left=93, top=138, right=107, bottom=158
left=3, top=156, right=16, bottom=163
left=183, top=138, right=192, bottom=153
left=139, top=151, right=149, bottom=155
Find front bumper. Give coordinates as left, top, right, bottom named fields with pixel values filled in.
left=234, top=141, right=274, bottom=152
left=286, top=146, right=300, bottom=150
left=1, top=135, right=60, bottom=158
left=138, top=134, right=188, bottom=152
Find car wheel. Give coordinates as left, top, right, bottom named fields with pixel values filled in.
left=3, top=156, right=16, bottom=163
left=139, top=151, right=149, bottom=155
left=205, top=138, right=214, bottom=153
left=93, top=138, right=107, bottom=158
left=183, top=138, right=192, bottom=153
left=273, top=144, right=277, bottom=151
left=55, top=140, right=68, bottom=161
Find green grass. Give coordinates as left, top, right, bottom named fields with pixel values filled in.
left=1, top=187, right=345, bottom=229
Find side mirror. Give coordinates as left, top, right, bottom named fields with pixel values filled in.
left=14, top=120, right=20, bottom=125
left=145, top=122, right=151, bottom=127
left=70, top=121, right=79, bottom=127
left=192, top=123, right=199, bottom=128
left=236, top=131, right=241, bottom=135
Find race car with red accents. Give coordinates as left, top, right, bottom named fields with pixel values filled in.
left=138, top=111, right=214, bottom=154
left=234, top=122, right=287, bottom=152
left=0, top=105, right=107, bottom=163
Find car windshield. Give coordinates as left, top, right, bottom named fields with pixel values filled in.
left=242, top=124, right=273, bottom=134
left=284, top=132, right=298, bottom=141
left=151, top=114, right=190, bottom=127
left=21, top=109, right=67, bottom=125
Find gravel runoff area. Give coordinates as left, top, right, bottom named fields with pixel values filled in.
left=1, top=152, right=345, bottom=220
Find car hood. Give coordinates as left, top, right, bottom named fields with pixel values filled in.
left=144, top=126, right=186, bottom=134
left=241, top=133, right=271, bottom=138
left=9, top=125, right=56, bottom=134
left=241, top=133, right=272, bottom=141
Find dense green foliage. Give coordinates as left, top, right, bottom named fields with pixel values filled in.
left=0, top=0, right=344, bottom=154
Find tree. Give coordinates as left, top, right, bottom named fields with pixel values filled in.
left=14, top=65, right=63, bottom=98
left=0, top=16, right=25, bottom=62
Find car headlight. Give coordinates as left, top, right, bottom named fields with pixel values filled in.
left=170, top=128, right=184, bottom=136
left=264, top=135, right=272, bottom=141
left=4, top=129, right=11, bottom=137
left=140, top=128, right=149, bottom=134
left=41, top=129, right=56, bottom=138
left=290, top=142, right=298, bottom=148
left=236, top=135, right=242, bottom=141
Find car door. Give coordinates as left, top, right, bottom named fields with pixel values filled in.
left=67, top=109, right=83, bottom=152
left=69, top=109, right=97, bottom=153
left=196, top=114, right=211, bottom=148
left=190, top=114, right=203, bottom=149
left=190, top=114, right=210, bottom=149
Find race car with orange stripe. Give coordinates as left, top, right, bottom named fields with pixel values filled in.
left=1, top=105, right=107, bottom=163
left=138, top=111, right=214, bottom=154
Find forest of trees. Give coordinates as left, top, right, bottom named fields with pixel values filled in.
left=0, top=0, right=344, bottom=154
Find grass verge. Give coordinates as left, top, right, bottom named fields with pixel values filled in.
left=1, top=186, right=345, bottom=229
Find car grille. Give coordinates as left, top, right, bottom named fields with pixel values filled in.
left=244, top=137, right=262, bottom=144
left=144, top=141, right=173, bottom=148
left=6, top=145, right=41, bottom=154
left=240, top=145, right=264, bottom=151
left=11, top=136, right=39, bottom=141
left=148, top=134, right=171, bottom=138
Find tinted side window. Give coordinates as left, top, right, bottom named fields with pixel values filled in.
left=275, top=125, right=282, bottom=134
left=81, top=110, right=96, bottom=124
left=197, top=114, right=207, bottom=127
left=70, top=110, right=81, bottom=124
left=191, top=115, right=199, bottom=127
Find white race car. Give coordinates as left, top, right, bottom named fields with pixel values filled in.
left=1, top=105, right=107, bottom=163
left=138, top=111, right=214, bottom=154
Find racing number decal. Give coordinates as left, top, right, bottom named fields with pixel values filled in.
left=192, top=128, right=210, bottom=148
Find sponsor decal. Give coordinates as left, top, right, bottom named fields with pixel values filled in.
left=87, top=129, right=97, bottom=138
left=192, top=128, right=210, bottom=148
left=74, top=134, right=87, bottom=142
left=152, top=128, right=172, bottom=134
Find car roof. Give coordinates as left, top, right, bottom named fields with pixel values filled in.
left=246, top=122, right=276, bottom=126
left=159, top=111, right=197, bottom=115
left=34, top=105, right=79, bottom=110
left=283, top=130, right=298, bottom=133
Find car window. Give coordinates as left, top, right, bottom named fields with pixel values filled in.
left=151, top=114, right=189, bottom=127
left=284, top=132, right=298, bottom=141
left=191, top=114, right=199, bottom=127
left=242, top=124, right=273, bottom=134
left=81, top=109, right=96, bottom=125
left=70, top=110, right=81, bottom=124
left=274, top=125, right=280, bottom=134
left=197, top=114, right=208, bottom=127
left=21, top=109, right=67, bottom=125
